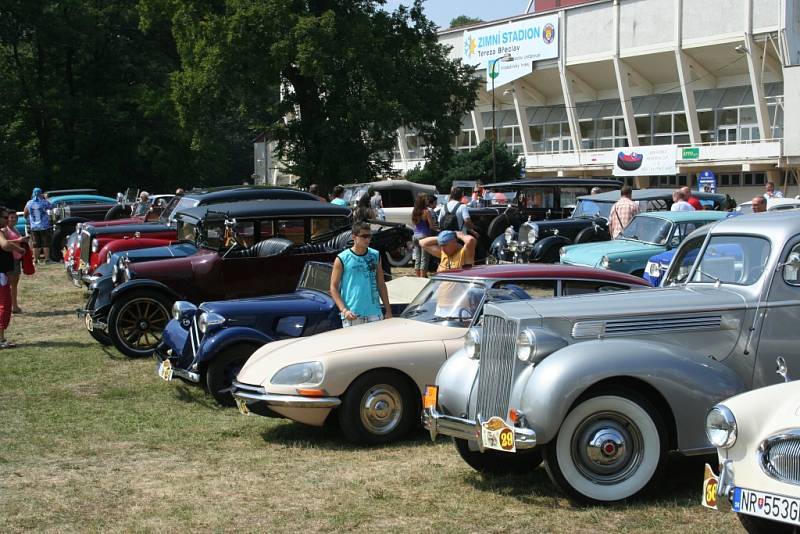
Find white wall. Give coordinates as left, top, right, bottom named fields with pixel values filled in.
left=783, top=65, right=800, bottom=157
left=618, top=0, right=675, bottom=53
left=566, top=3, right=614, bottom=57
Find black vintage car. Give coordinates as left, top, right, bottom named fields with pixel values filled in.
left=490, top=188, right=736, bottom=263
left=80, top=199, right=411, bottom=358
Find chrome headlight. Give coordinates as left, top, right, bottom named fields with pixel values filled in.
left=198, top=311, right=225, bottom=333
left=504, top=226, right=514, bottom=243
left=464, top=328, right=481, bottom=360
left=527, top=224, right=539, bottom=244
left=601, top=255, right=610, bottom=269
left=516, top=329, right=535, bottom=362
left=91, top=239, right=99, bottom=253
left=647, top=261, right=661, bottom=277
left=705, top=405, right=737, bottom=449
left=508, top=240, right=518, bottom=252
left=271, top=361, right=324, bottom=386
left=172, top=301, right=198, bottom=324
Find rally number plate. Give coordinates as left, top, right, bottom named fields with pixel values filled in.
left=480, top=416, right=516, bottom=453
left=157, top=360, right=173, bottom=381
left=733, top=487, right=800, bottom=527
left=235, top=397, right=250, bottom=416
left=84, top=313, right=93, bottom=332
left=701, top=463, right=719, bottom=509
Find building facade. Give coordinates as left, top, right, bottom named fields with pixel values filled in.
left=392, top=0, right=800, bottom=202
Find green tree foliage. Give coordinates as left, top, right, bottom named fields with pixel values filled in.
left=141, top=0, right=479, bottom=191
left=448, top=15, right=483, bottom=29
left=406, top=139, right=524, bottom=191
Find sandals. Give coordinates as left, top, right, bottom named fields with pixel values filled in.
left=0, top=340, right=17, bottom=349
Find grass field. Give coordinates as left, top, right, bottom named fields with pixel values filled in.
left=0, top=265, right=743, bottom=532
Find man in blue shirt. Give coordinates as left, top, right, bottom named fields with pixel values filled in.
left=23, top=187, right=53, bottom=263
left=330, top=222, right=392, bottom=327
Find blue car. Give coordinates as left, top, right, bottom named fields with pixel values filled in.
left=16, top=193, right=117, bottom=233
left=155, top=262, right=423, bottom=406
left=644, top=237, right=744, bottom=286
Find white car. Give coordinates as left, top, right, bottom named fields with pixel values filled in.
left=736, top=197, right=800, bottom=214
left=703, top=364, right=800, bottom=532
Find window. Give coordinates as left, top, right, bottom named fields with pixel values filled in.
left=381, top=189, right=414, bottom=208
left=309, top=216, right=349, bottom=239
left=561, top=280, right=629, bottom=296
left=655, top=115, right=672, bottom=134
left=494, top=280, right=556, bottom=299
left=519, top=187, right=555, bottom=208
left=274, top=219, right=305, bottom=244
left=783, top=243, right=800, bottom=286
left=690, top=235, right=771, bottom=286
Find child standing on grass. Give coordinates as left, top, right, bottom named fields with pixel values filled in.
left=0, top=207, right=27, bottom=348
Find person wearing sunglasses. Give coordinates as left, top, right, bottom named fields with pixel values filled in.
left=330, top=222, right=392, bottom=327
left=0, top=207, right=27, bottom=348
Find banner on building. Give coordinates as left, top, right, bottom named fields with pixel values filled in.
left=698, top=170, right=717, bottom=193
left=612, top=145, right=678, bottom=177
left=462, top=14, right=559, bottom=89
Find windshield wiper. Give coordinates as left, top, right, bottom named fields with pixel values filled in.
left=430, top=316, right=470, bottom=323
left=402, top=308, right=425, bottom=318
left=695, top=268, right=722, bottom=285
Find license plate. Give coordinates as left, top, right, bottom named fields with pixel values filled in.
left=480, top=416, right=516, bottom=453
left=701, top=463, right=719, bottom=509
left=733, top=487, right=800, bottom=526
left=158, top=360, right=173, bottom=381
left=235, top=397, right=250, bottom=416
left=84, top=313, right=93, bottom=332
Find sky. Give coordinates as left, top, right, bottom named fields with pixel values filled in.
left=381, top=0, right=531, bottom=29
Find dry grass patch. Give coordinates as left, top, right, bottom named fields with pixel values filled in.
left=0, top=265, right=743, bottom=532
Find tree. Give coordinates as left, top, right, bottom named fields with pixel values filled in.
left=406, top=139, right=525, bottom=191
left=448, top=15, right=482, bottom=29
left=141, top=0, right=479, bottom=191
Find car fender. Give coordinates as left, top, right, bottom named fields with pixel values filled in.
left=517, top=338, right=745, bottom=451
left=531, top=235, right=572, bottom=261
left=194, top=327, right=274, bottom=366
left=110, top=279, right=182, bottom=305
left=435, top=346, right=480, bottom=418
left=56, top=216, right=90, bottom=228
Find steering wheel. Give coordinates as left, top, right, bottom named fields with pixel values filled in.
left=458, top=307, right=473, bottom=324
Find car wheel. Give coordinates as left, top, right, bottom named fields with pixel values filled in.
left=454, top=438, right=543, bottom=476
left=385, top=243, right=412, bottom=267
left=338, top=370, right=418, bottom=445
left=104, top=204, right=126, bottom=220
left=542, top=389, right=668, bottom=503
left=575, top=226, right=609, bottom=244
left=538, top=247, right=560, bottom=264
left=50, top=226, right=72, bottom=261
left=107, top=290, right=171, bottom=358
left=738, top=513, right=797, bottom=534
left=205, top=344, right=257, bottom=407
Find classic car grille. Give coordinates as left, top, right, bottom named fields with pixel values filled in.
left=572, top=314, right=722, bottom=338
left=188, top=315, right=203, bottom=357
left=475, top=315, right=517, bottom=420
left=80, top=230, right=92, bottom=264
left=762, top=434, right=800, bottom=486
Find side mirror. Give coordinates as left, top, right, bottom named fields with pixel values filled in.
left=777, top=356, right=791, bottom=383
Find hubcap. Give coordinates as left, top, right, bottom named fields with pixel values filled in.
left=359, top=384, right=403, bottom=435
left=571, top=411, right=644, bottom=484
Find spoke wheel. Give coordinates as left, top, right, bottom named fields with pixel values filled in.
left=543, top=389, right=667, bottom=503
left=108, top=290, right=171, bottom=358
left=385, top=243, right=412, bottom=267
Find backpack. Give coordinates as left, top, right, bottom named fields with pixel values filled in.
left=440, top=202, right=460, bottom=232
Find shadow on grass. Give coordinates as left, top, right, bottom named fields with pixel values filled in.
left=171, top=383, right=224, bottom=410
left=34, top=340, right=98, bottom=349
left=17, top=309, right=75, bottom=318
left=260, top=420, right=435, bottom=451
left=462, top=451, right=714, bottom=508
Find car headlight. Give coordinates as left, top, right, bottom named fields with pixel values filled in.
left=271, top=361, right=324, bottom=386
left=527, top=224, right=539, bottom=244
left=601, top=255, right=610, bottom=269
left=508, top=240, right=518, bottom=252
left=464, top=328, right=481, bottom=360
left=504, top=226, right=514, bottom=243
left=516, top=329, right=535, bottom=362
left=172, top=301, right=197, bottom=324
left=91, top=239, right=99, bottom=253
left=705, top=405, right=737, bottom=448
left=647, top=261, right=661, bottom=277
left=198, top=311, right=225, bottom=333
left=111, top=262, right=119, bottom=284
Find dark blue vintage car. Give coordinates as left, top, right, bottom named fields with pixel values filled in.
left=155, top=262, right=422, bottom=405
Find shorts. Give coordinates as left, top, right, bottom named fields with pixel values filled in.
left=341, top=315, right=383, bottom=328
left=31, top=228, right=52, bottom=249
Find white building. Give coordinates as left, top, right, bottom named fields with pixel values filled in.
left=392, top=0, right=800, bottom=202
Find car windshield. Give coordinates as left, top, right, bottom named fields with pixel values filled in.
left=572, top=199, right=613, bottom=219
left=296, top=262, right=332, bottom=294
left=131, top=200, right=152, bottom=217
left=342, top=185, right=370, bottom=205
left=687, top=235, right=771, bottom=286
left=619, top=216, right=672, bottom=245
left=176, top=219, right=199, bottom=243
left=401, top=279, right=486, bottom=326
left=160, top=196, right=200, bottom=225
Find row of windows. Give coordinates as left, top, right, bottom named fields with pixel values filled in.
left=647, top=172, right=768, bottom=188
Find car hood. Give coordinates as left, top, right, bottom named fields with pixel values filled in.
left=721, top=380, right=800, bottom=449
left=648, top=249, right=676, bottom=265
left=563, top=239, right=662, bottom=264
left=238, top=318, right=465, bottom=384
left=200, top=289, right=330, bottom=318
left=118, top=242, right=197, bottom=263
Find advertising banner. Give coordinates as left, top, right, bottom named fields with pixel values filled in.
left=698, top=170, right=717, bottom=193
left=462, top=14, right=559, bottom=89
left=612, top=145, right=678, bottom=177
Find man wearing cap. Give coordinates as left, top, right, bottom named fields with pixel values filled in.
left=419, top=230, right=477, bottom=272
left=23, top=187, right=53, bottom=263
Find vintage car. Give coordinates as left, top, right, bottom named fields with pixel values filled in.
left=231, top=264, right=649, bottom=445
left=341, top=179, right=438, bottom=266
left=80, top=199, right=410, bottom=358
left=702, top=369, right=800, bottom=533
left=422, top=211, right=800, bottom=504
left=492, top=188, right=732, bottom=264
left=559, top=210, right=728, bottom=277
left=156, top=262, right=427, bottom=405
left=736, top=196, right=800, bottom=215
left=66, top=186, right=320, bottom=285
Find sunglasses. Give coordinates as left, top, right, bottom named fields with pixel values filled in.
left=356, top=233, right=372, bottom=239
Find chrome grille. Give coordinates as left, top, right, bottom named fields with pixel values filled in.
left=80, top=230, right=92, bottom=264
left=475, top=315, right=517, bottom=420
left=188, top=315, right=203, bottom=357
left=761, top=434, right=800, bottom=486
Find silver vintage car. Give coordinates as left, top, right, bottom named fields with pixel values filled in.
left=424, top=211, right=800, bottom=504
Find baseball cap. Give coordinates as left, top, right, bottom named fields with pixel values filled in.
left=437, top=230, right=457, bottom=246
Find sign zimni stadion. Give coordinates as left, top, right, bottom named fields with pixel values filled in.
left=462, top=14, right=560, bottom=88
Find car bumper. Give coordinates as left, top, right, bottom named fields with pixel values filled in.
left=154, top=343, right=200, bottom=383
left=422, top=406, right=537, bottom=451
left=77, top=307, right=108, bottom=333
left=232, top=381, right=342, bottom=409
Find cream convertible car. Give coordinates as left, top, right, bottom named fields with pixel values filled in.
left=232, top=264, right=649, bottom=444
